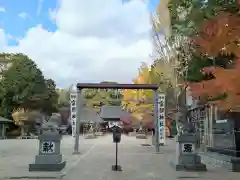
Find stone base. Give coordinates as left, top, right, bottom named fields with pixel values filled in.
left=95, top=132, right=104, bottom=136
left=231, top=158, right=240, bottom=172
left=170, top=161, right=207, bottom=171
left=29, top=161, right=66, bottom=172
left=141, top=143, right=152, bottom=146
left=129, top=132, right=137, bottom=136
left=72, top=151, right=81, bottom=155
left=170, top=161, right=207, bottom=172
left=136, top=134, right=147, bottom=139
left=35, top=154, right=62, bottom=164
left=152, top=142, right=165, bottom=146
left=199, top=151, right=240, bottom=172
left=84, top=134, right=97, bottom=139
left=111, top=165, right=123, bottom=171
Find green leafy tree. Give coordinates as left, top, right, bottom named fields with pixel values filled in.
left=56, top=88, right=70, bottom=108
left=168, top=0, right=238, bottom=37
left=167, top=0, right=238, bottom=84
left=42, top=79, right=59, bottom=116
left=83, top=81, right=122, bottom=112
left=0, top=53, right=47, bottom=118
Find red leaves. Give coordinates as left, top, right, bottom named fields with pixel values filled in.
left=188, top=58, right=240, bottom=110
left=186, top=9, right=240, bottom=111
left=193, top=12, right=240, bottom=57
left=188, top=80, right=222, bottom=99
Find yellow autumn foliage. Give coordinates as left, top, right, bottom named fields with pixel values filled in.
left=122, top=63, right=159, bottom=126
left=12, top=108, right=28, bottom=126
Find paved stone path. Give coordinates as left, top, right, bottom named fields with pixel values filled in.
left=0, top=136, right=94, bottom=180
left=0, top=135, right=239, bottom=179
left=63, top=135, right=239, bottom=180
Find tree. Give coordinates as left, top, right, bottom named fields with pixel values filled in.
left=42, top=79, right=59, bottom=116
left=167, top=0, right=239, bottom=83
left=121, top=60, right=178, bottom=134
left=56, top=88, right=70, bottom=107
left=0, top=54, right=47, bottom=118
left=0, top=53, right=12, bottom=76
left=0, top=53, right=52, bottom=136
left=167, top=0, right=240, bottom=94
left=121, top=63, right=158, bottom=129
left=151, top=3, right=190, bottom=111
left=54, top=87, right=73, bottom=125
left=11, top=108, right=28, bottom=135
left=193, top=12, right=240, bottom=57
left=83, top=81, right=122, bottom=113
left=11, top=108, right=43, bottom=136
left=186, top=10, right=240, bottom=111
left=168, top=0, right=238, bottom=37
left=152, top=61, right=178, bottom=113
left=151, top=0, right=171, bottom=40
left=152, top=0, right=196, bottom=133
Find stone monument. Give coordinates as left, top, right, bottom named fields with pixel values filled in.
left=29, top=114, right=66, bottom=171
left=170, top=123, right=207, bottom=171
left=84, top=121, right=97, bottom=139
left=136, top=122, right=147, bottom=139
left=95, top=124, right=104, bottom=136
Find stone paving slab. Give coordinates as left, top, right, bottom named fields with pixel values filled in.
left=0, top=136, right=95, bottom=180
left=1, top=135, right=239, bottom=180
left=63, top=135, right=240, bottom=180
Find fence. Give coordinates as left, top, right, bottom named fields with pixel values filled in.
left=189, top=105, right=239, bottom=157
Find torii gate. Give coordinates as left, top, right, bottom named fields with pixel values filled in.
left=71, top=83, right=165, bottom=153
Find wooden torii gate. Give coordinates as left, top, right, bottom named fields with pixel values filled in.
left=73, top=83, right=160, bottom=153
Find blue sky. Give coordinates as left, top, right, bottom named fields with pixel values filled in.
left=0, top=0, right=57, bottom=45
left=0, top=0, right=160, bottom=87
left=0, top=0, right=159, bottom=46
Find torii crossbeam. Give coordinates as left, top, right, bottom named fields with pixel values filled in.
left=76, top=83, right=158, bottom=90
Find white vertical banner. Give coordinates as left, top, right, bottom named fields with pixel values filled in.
left=70, top=92, right=77, bottom=137
left=158, top=94, right=166, bottom=145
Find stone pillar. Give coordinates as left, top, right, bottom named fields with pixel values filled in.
left=3, top=124, right=6, bottom=138
left=0, top=124, right=6, bottom=139
left=29, top=127, right=66, bottom=171
left=170, top=133, right=207, bottom=171
left=154, top=90, right=159, bottom=153
left=73, top=88, right=81, bottom=154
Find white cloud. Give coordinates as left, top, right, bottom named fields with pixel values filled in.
left=0, top=29, right=7, bottom=49
left=18, top=12, right=31, bottom=19
left=1, top=0, right=153, bottom=88
left=37, top=0, right=44, bottom=15
left=0, top=7, right=6, bottom=12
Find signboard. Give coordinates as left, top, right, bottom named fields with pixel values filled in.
left=70, top=92, right=77, bottom=137
left=181, top=143, right=195, bottom=153
left=158, top=94, right=165, bottom=145
left=216, top=119, right=228, bottom=123
left=41, top=141, right=55, bottom=154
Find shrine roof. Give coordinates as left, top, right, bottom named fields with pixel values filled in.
left=99, top=106, right=129, bottom=120
left=79, top=107, right=103, bottom=123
